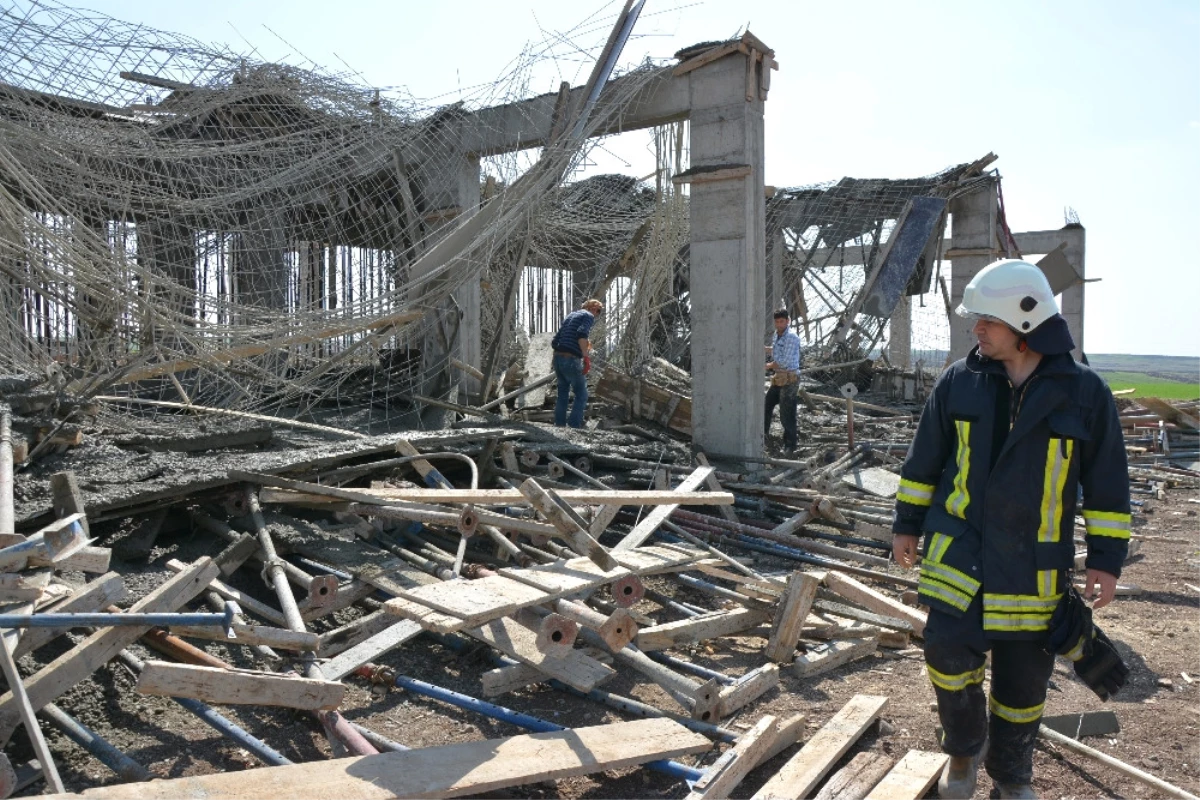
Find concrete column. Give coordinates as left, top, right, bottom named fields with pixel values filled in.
left=888, top=294, right=912, bottom=369
left=766, top=225, right=784, bottom=334
left=948, top=181, right=998, bottom=361
left=410, top=135, right=482, bottom=403
left=1057, top=224, right=1086, bottom=358
left=687, top=51, right=768, bottom=458
left=234, top=207, right=289, bottom=310
left=137, top=218, right=196, bottom=346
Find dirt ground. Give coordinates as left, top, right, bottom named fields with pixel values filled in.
left=9, top=482, right=1199, bottom=799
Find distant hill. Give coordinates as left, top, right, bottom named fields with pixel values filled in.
left=1086, top=353, right=1199, bottom=384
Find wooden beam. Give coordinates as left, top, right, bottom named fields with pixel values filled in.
left=716, top=664, right=779, bottom=719
left=765, top=572, right=820, bottom=663
left=170, top=623, right=320, bottom=652
left=685, top=714, right=781, bottom=800
left=46, top=718, right=712, bottom=800
left=518, top=479, right=616, bottom=570
left=637, top=608, right=770, bottom=652
left=12, top=573, right=126, bottom=659
left=467, top=616, right=615, bottom=693
left=261, top=486, right=734, bottom=507
left=793, top=637, right=879, bottom=679
left=136, top=661, right=344, bottom=711
left=0, top=557, right=219, bottom=745
left=822, top=572, right=927, bottom=638
left=751, top=695, right=889, bottom=800
left=319, top=620, right=423, bottom=681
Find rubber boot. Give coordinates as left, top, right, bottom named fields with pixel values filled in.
left=938, top=739, right=987, bottom=799
left=992, top=782, right=1037, bottom=799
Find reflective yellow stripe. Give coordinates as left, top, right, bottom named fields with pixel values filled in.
left=983, top=592, right=1060, bottom=632
left=983, top=613, right=1053, bottom=632
left=1082, top=509, right=1132, bottom=540
left=1038, top=438, right=1073, bottom=545
left=1037, top=569, right=1057, bottom=598
left=1064, top=634, right=1088, bottom=662
left=919, top=577, right=973, bottom=612
left=945, top=420, right=971, bottom=518
left=983, top=593, right=1062, bottom=613
left=898, top=478, right=935, bottom=507
left=927, top=663, right=985, bottom=692
left=990, top=695, right=1044, bottom=724
left=921, top=561, right=980, bottom=596
left=927, top=533, right=953, bottom=563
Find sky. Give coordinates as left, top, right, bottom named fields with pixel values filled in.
left=54, top=0, right=1200, bottom=357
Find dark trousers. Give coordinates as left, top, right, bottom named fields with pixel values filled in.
left=924, top=600, right=1055, bottom=785
left=553, top=353, right=587, bottom=428
left=764, top=382, right=799, bottom=449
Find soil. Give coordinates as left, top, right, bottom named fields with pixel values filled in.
left=8, top=482, right=1199, bottom=799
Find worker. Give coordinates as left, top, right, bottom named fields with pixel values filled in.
left=891, top=260, right=1131, bottom=799
left=550, top=298, right=603, bottom=428
left=764, top=309, right=802, bottom=451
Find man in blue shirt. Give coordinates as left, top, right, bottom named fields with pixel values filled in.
left=764, top=309, right=802, bottom=450
left=550, top=299, right=603, bottom=428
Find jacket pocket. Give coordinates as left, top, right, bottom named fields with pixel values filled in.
left=918, top=516, right=982, bottom=616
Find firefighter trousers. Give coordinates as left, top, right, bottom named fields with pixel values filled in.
left=924, top=599, right=1055, bottom=786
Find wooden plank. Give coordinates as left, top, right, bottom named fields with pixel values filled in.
left=137, top=661, right=345, bottom=711
left=716, top=664, right=779, bottom=718
left=392, top=575, right=547, bottom=626
left=613, top=467, right=717, bottom=551
left=751, top=695, right=889, bottom=800
left=1138, top=396, right=1199, bottom=432
left=840, top=467, right=901, bottom=499
left=0, top=557, right=219, bottom=745
left=480, top=647, right=613, bottom=697
left=696, top=454, right=739, bottom=523
left=50, top=545, right=111, bottom=574
left=262, top=486, right=734, bottom=507
left=793, top=637, right=879, bottom=679
left=320, top=620, right=423, bottom=681
left=823, top=572, right=927, bottom=638
left=48, top=718, right=712, bottom=800
left=863, top=751, right=948, bottom=800
left=170, top=623, right=320, bottom=652
left=813, top=751, right=893, bottom=800
left=685, top=714, right=779, bottom=800
left=637, top=608, right=771, bottom=652
left=686, top=712, right=806, bottom=800
left=318, top=609, right=397, bottom=657
left=766, top=572, right=820, bottom=663
left=468, top=616, right=615, bottom=692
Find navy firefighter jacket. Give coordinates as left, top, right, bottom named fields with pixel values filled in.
left=892, top=347, right=1131, bottom=639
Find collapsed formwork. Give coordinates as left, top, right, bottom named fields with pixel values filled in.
left=0, top=3, right=1197, bottom=799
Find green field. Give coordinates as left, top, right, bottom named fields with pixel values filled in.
left=1098, top=371, right=1199, bottom=400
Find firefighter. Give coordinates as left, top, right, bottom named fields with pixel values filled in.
left=891, top=259, right=1131, bottom=799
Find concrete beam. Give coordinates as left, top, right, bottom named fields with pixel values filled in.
left=461, top=67, right=686, bottom=157
left=790, top=229, right=1084, bottom=270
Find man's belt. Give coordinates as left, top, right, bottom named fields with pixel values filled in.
left=554, top=351, right=581, bottom=358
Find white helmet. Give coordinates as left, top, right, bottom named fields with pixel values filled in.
left=956, top=259, right=1059, bottom=334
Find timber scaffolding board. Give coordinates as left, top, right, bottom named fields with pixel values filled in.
left=384, top=544, right=707, bottom=633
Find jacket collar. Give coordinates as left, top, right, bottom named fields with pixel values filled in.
left=965, top=346, right=1079, bottom=380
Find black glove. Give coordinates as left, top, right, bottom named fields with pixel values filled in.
left=1046, top=585, right=1093, bottom=660
left=1073, top=627, right=1129, bottom=701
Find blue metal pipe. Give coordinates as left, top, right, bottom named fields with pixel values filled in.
left=545, top=680, right=738, bottom=744
left=0, top=609, right=236, bottom=631
left=390, top=673, right=704, bottom=783
left=116, top=652, right=291, bottom=766
left=40, top=702, right=152, bottom=782
left=646, top=652, right=736, bottom=685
